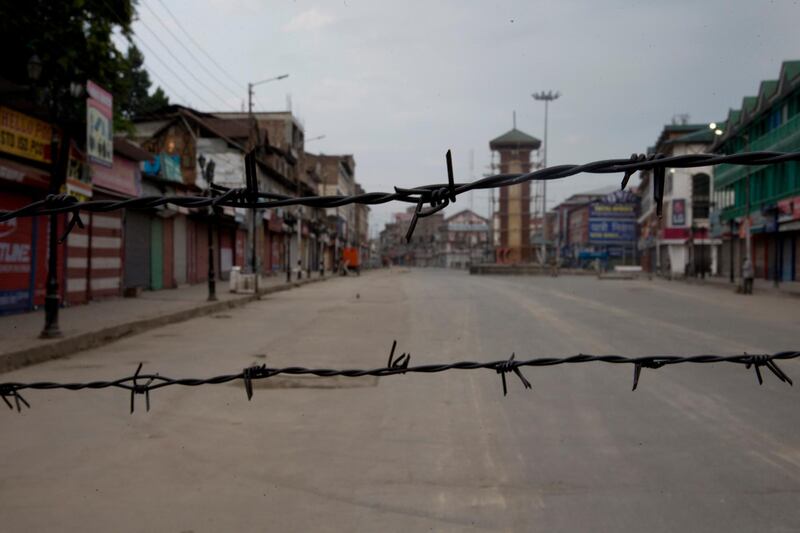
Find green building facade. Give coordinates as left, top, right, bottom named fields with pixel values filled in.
left=713, top=61, right=800, bottom=282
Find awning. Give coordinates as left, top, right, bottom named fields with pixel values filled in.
left=0, top=157, right=51, bottom=190
left=779, top=220, right=800, bottom=232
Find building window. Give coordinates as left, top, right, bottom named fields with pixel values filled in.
left=692, top=173, right=710, bottom=219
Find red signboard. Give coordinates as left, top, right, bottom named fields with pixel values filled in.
left=0, top=193, right=34, bottom=312
left=662, top=227, right=690, bottom=240
left=91, top=156, right=141, bottom=197
left=778, top=195, right=800, bottom=223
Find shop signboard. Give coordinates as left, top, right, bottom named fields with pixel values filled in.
left=142, top=153, right=183, bottom=182
left=589, top=202, right=636, bottom=219
left=588, top=219, right=637, bottom=242
left=64, top=141, right=91, bottom=199
left=0, top=193, right=34, bottom=313
left=91, top=157, right=141, bottom=197
left=671, top=199, right=686, bottom=226
left=0, top=107, right=53, bottom=164
left=588, top=197, right=638, bottom=244
left=777, top=195, right=800, bottom=223
left=86, top=81, right=113, bottom=168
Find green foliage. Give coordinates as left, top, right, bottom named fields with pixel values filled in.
left=115, top=45, right=171, bottom=133
left=0, top=0, right=168, bottom=133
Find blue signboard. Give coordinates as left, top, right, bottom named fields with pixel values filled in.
left=589, top=203, right=636, bottom=219
left=142, top=153, right=183, bottom=183
left=588, top=219, right=637, bottom=243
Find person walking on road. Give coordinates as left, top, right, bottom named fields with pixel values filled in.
left=742, top=257, right=754, bottom=295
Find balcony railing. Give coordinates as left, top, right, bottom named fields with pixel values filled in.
left=715, top=112, right=800, bottom=189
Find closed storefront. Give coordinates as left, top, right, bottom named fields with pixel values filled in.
left=93, top=140, right=151, bottom=296
left=236, top=229, right=246, bottom=268
left=186, top=217, right=208, bottom=283
left=220, top=226, right=233, bottom=280
left=0, top=110, right=64, bottom=314
left=123, top=210, right=151, bottom=290
left=150, top=217, right=163, bottom=290
left=173, top=214, right=187, bottom=285
left=0, top=191, right=40, bottom=313
left=162, top=216, right=175, bottom=288
left=89, top=210, right=124, bottom=299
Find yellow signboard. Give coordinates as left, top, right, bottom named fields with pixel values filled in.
left=0, top=107, right=53, bottom=164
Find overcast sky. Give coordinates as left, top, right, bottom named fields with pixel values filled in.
left=128, top=0, right=800, bottom=235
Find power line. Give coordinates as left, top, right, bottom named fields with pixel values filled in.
left=138, top=0, right=243, bottom=101
left=153, top=0, right=245, bottom=93
left=144, top=65, right=192, bottom=108
left=132, top=35, right=218, bottom=110
left=133, top=19, right=232, bottom=109
left=96, top=0, right=218, bottom=110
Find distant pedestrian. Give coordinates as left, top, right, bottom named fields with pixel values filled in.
left=742, top=257, right=754, bottom=295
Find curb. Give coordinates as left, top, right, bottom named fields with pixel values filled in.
left=0, top=275, right=330, bottom=375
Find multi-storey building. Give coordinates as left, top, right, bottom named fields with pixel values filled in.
left=438, top=209, right=490, bottom=268
left=378, top=208, right=443, bottom=267
left=638, top=122, right=718, bottom=277
left=712, top=61, right=800, bottom=283
left=559, top=186, right=640, bottom=269
left=353, top=183, right=370, bottom=267
left=307, top=153, right=357, bottom=269
left=212, top=111, right=320, bottom=275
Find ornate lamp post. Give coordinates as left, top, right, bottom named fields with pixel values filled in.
left=35, top=56, right=84, bottom=338
left=198, top=154, right=217, bottom=301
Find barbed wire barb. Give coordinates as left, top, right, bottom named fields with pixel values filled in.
left=3, top=349, right=795, bottom=414
left=3, top=150, right=799, bottom=242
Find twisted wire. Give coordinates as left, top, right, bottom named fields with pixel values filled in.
left=1, top=150, right=796, bottom=242
left=2, top=348, right=796, bottom=413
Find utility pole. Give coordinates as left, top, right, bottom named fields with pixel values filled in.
left=246, top=74, right=288, bottom=292
left=729, top=219, right=735, bottom=283
left=198, top=155, right=217, bottom=301
left=532, top=90, right=560, bottom=266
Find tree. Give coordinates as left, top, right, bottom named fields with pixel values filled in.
left=116, top=45, right=170, bottom=132
left=0, top=0, right=166, bottom=132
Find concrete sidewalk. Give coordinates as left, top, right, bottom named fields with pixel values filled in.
left=674, top=274, right=800, bottom=297
left=0, top=271, right=335, bottom=373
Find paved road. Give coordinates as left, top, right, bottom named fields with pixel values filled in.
left=2, top=269, right=799, bottom=532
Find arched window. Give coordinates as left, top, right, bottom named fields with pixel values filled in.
left=692, top=173, right=710, bottom=219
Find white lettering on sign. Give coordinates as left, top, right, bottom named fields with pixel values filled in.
left=0, top=242, right=31, bottom=263
left=0, top=218, right=17, bottom=238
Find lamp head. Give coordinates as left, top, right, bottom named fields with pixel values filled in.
left=206, top=160, right=215, bottom=182
left=27, top=55, right=43, bottom=81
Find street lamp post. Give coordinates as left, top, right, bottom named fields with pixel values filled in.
left=532, top=90, right=560, bottom=266
left=247, top=74, right=289, bottom=115
left=246, top=74, right=288, bottom=290
left=34, top=56, right=84, bottom=339
left=710, top=123, right=738, bottom=283
left=198, top=155, right=217, bottom=301
left=41, top=130, right=66, bottom=338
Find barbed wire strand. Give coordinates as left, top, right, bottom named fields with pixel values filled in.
left=2, top=150, right=798, bottom=244
left=1, top=343, right=796, bottom=413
